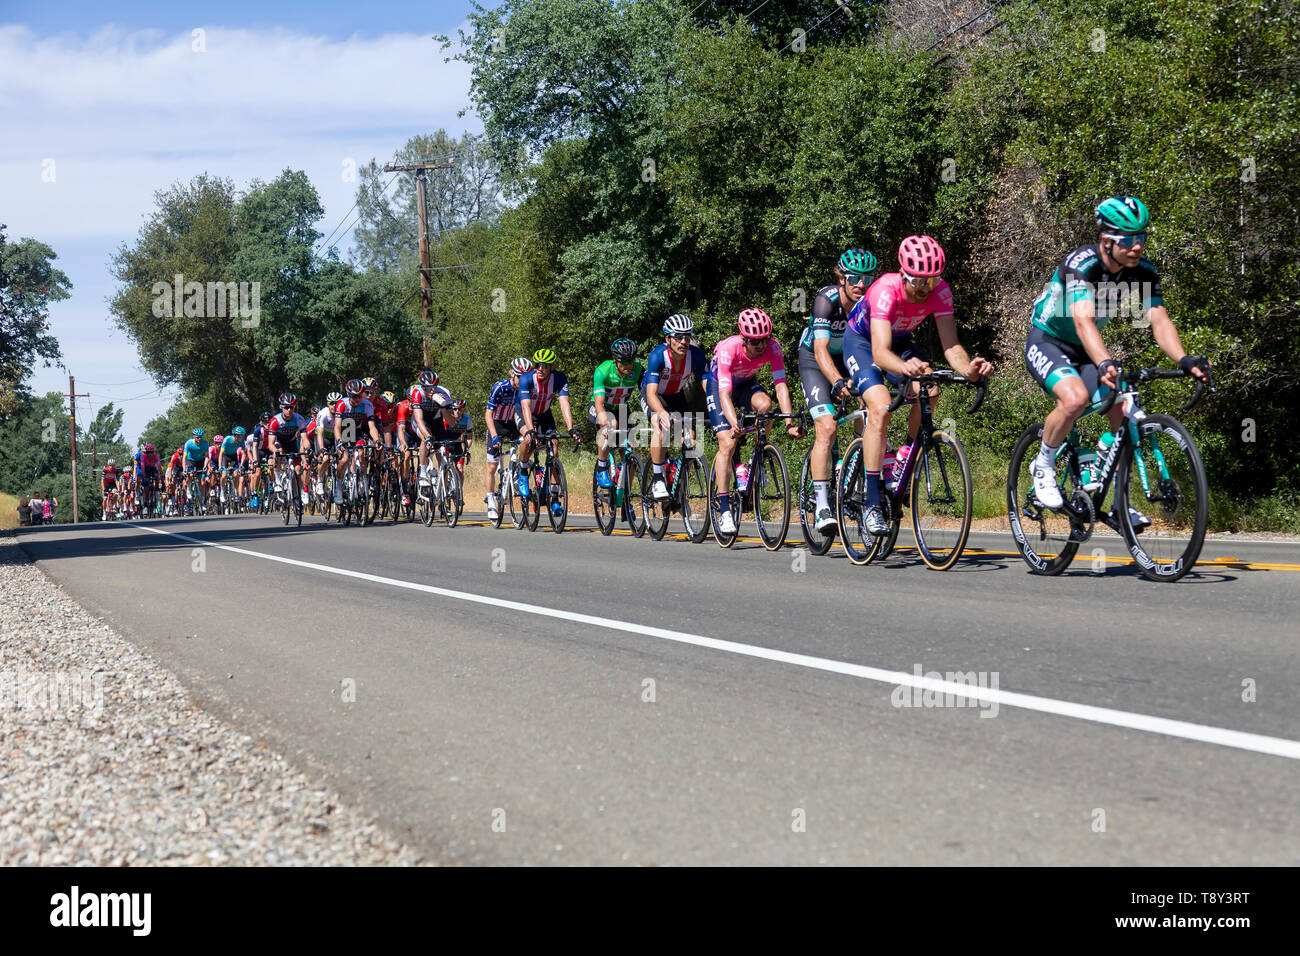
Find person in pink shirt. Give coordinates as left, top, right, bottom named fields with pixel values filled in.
left=706, top=307, right=804, bottom=535
left=841, top=235, right=993, bottom=534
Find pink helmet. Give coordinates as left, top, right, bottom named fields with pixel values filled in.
left=898, top=235, right=946, bottom=277
left=737, top=307, right=772, bottom=338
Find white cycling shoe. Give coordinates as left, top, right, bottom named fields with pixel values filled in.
left=716, top=511, right=737, bottom=535
left=1030, top=459, right=1064, bottom=509
left=652, top=479, right=670, bottom=500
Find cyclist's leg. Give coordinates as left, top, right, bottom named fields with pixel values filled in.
left=798, top=346, right=843, bottom=483
left=706, top=374, right=737, bottom=495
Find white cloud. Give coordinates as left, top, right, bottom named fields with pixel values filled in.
left=0, top=24, right=478, bottom=238
left=1, top=22, right=479, bottom=441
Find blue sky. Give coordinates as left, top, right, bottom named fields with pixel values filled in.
left=1, top=1, right=495, bottom=443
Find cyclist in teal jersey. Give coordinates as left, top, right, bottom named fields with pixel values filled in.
left=591, top=339, right=645, bottom=492
left=1023, top=196, right=1210, bottom=523
left=797, top=248, right=877, bottom=533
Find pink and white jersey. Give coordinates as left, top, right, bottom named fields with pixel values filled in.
left=850, top=273, right=954, bottom=336
left=710, top=334, right=786, bottom=392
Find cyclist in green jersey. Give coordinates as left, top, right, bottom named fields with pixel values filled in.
left=1024, top=196, right=1210, bottom=521
left=797, top=248, right=877, bottom=533
left=591, top=338, right=645, bottom=491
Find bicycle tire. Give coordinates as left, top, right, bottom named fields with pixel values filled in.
left=1114, top=413, right=1208, bottom=582
left=625, top=452, right=646, bottom=538
left=680, top=455, right=710, bottom=543
left=835, top=438, right=886, bottom=565
left=1006, top=424, right=1078, bottom=575
left=546, top=458, right=568, bottom=533
left=754, top=443, right=790, bottom=552
left=911, top=430, right=973, bottom=570
left=441, top=458, right=460, bottom=528
left=642, top=456, right=670, bottom=541
left=708, top=461, right=741, bottom=548
left=593, top=461, right=616, bottom=535
left=798, top=445, right=834, bottom=556
left=524, top=464, right=541, bottom=532
left=291, top=469, right=303, bottom=527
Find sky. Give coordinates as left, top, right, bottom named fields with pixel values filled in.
left=1, top=0, right=491, bottom=443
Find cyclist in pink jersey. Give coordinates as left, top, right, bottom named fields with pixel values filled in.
left=840, top=235, right=992, bottom=534
left=706, top=307, right=803, bottom=535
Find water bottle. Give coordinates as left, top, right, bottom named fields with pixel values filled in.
left=1077, top=448, right=1096, bottom=490
left=882, top=446, right=897, bottom=491
left=665, top=460, right=678, bottom=491
left=613, top=460, right=624, bottom=507
left=735, top=463, right=750, bottom=494
left=1085, top=432, right=1115, bottom=492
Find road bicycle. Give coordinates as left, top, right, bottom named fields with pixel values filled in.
left=334, top=441, right=371, bottom=527
left=796, top=396, right=866, bottom=556
left=1007, top=361, right=1212, bottom=582
left=708, top=411, right=797, bottom=551
left=641, top=421, right=710, bottom=543
left=837, top=369, right=986, bottom=570
left=521, top=428, right=578, bottom=533
left=275, top=451, right=305, bottom=528
left=594, top=434, right=646, bottom=537
left=427, top=439, right=467, bottom=528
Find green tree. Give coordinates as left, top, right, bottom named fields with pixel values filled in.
left=0, top=225, right=69, bottom=414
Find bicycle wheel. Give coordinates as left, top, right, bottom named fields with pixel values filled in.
left=835, top=438, right=886, bottom=566
left=753, top=444, right=790, bottom=551
left=504, top=462, right=523, bottom=529
left=546, top=458, right=568, bottom=533
left=680, top=455, right=710, bottom=543
left=624, top=452, right=646, bottom=538
left=281, top=472, right=290, bottom=526
left=1114, top=413, right=1208, bottom=582
left=641, top=456, right=669, bottom=541
left=523, top=464, right=541, bottom=532
left=593, top=461, right=616, bottom=535
left=441, top=459, right=460, bottom=528
left=797, top=445, right=834, bottom=556
left=910, top=430, right=973, bottom=570
left=1006, top=424, right=1079, bottom=575
left=708, top=461, right=741, bottom=548
left=291, top=469, right=303, bottom=527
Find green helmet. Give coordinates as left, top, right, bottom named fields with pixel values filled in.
left=1095, top=196, right=1150, bottom=234
left=838, top=248, right=878, bottom=277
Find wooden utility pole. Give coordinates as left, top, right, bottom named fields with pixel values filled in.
left=59, top=374, right=90, bottom=524
left=384, top=160, right=455, bottom=368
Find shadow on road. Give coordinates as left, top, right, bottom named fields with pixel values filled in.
left=13, top=516, right=347, bottom=563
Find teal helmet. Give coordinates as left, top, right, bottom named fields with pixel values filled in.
left=192, top=427, right=204, bottom=438
left=838, top=248, right=878, bottom=277
left=1095, top=196, right=1150, bottom=234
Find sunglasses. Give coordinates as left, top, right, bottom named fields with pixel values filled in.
left=667, top=333, right=691, bottom=342
left=743, top=336, right=770, bottom=348
left=902, top=272, right=936, bottom=290
left=843, top=272, right=871, bottom=287
left=1104, top=232, right=1147, bottom=249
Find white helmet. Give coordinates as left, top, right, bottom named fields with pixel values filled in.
left=107, top=459, right=116, bottom=466
left=326, top=391, right=342, bottom=404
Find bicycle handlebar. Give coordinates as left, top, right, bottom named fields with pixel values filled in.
left=886, top=369, right=987, bottom=415
left=1095, top=359, right=1214, bottom=415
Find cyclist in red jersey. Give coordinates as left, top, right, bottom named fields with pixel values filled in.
left=101, top=459, right=121, bottom=520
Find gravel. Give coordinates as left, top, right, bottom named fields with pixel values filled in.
left=0, top=532, right=430, bottom=865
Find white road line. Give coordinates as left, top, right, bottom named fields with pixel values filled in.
left=128, top=522, right=1300, bottom=761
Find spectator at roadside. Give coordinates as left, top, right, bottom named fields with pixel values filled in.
left=42, top=492, right=57, bottom=524
left=29, top=493, right=43, bottom=526
left=17, top=498, right=33, bottom=526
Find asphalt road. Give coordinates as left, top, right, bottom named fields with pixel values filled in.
left=16, top=512, right=1300, bottom=865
